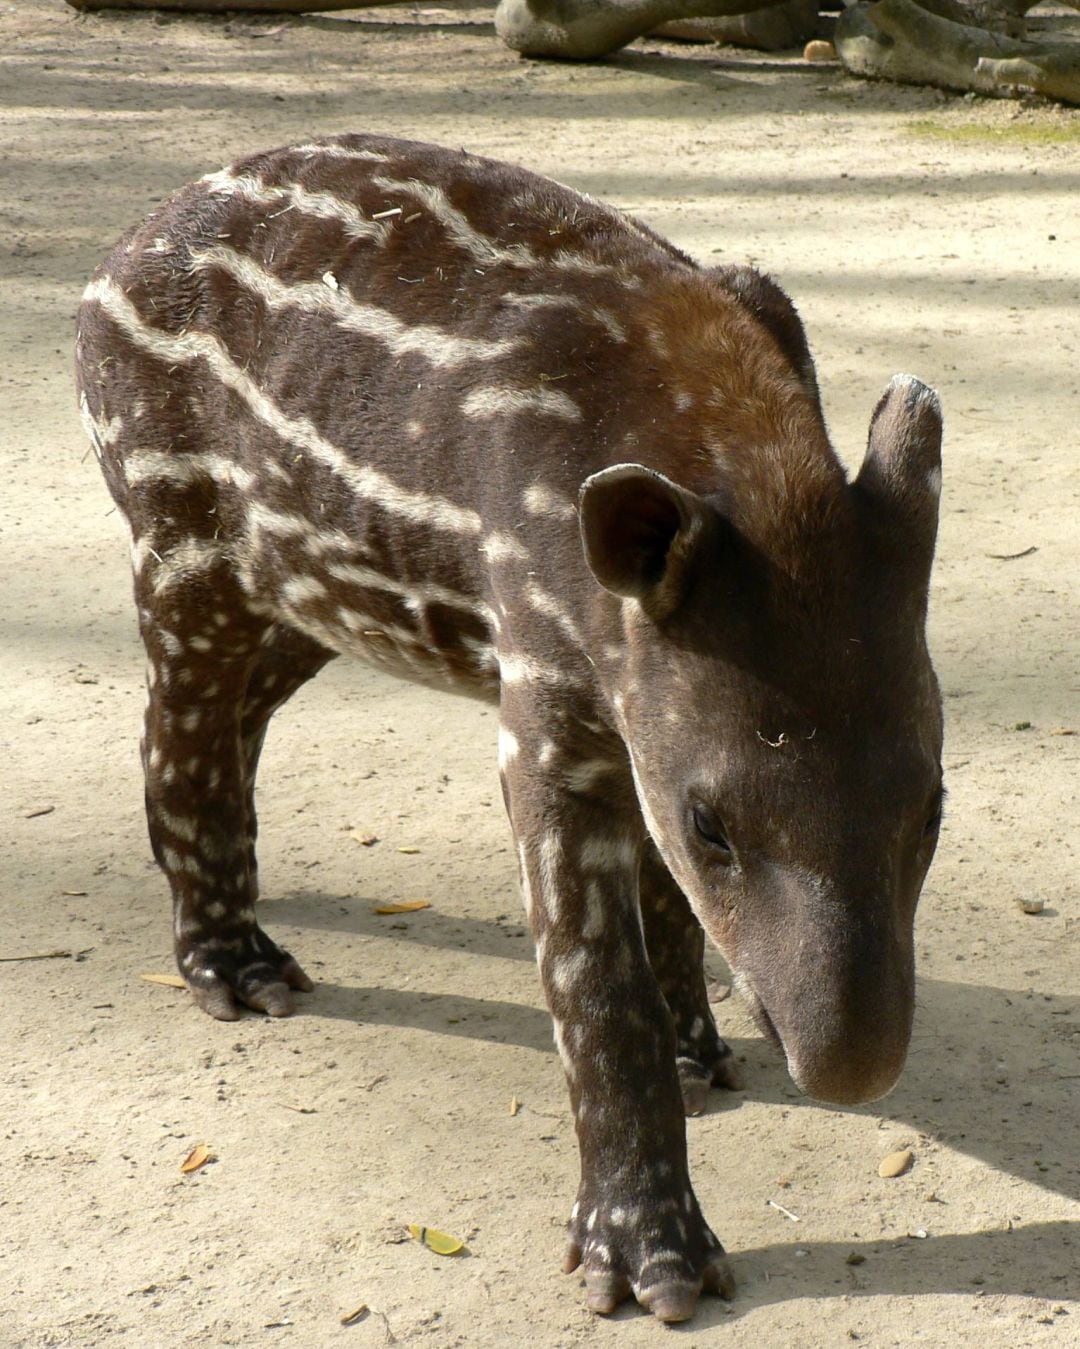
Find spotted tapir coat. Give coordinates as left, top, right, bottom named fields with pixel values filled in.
left=76, top=134, right=945, bottom=1323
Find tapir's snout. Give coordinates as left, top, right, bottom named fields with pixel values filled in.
left=740, top=957, right=914, bottom=1106
left=783, top=1001, right=913, bottom=1107
left=731, top=873, right=917, bottom=1108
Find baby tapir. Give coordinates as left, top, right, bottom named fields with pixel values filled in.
left=76, top=134, right=945, bottom=1323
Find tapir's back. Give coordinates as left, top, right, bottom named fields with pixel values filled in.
left=77, top=132, right=689, bottom=500
left=76, top=135, right=728, bottom=691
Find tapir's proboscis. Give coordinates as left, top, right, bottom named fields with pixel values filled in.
left=77, top=135, right=945, bottom=1324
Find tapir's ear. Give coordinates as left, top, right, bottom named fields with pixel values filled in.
left=855, top=375, right=943, bottom=584
left=579, top=464, right=708, bottom=620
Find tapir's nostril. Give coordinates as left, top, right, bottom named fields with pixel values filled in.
left=737, top=972, right=912, bottom=1107
left=783, top=1021, right=911, bottom=1107
left=787, top=1054, right=906, bottom=1107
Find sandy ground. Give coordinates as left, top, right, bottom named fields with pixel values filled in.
left=2, top=2, right=1079, bottom=1345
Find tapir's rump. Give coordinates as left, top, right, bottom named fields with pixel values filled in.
left=77, top=134, right=944, bottom=1324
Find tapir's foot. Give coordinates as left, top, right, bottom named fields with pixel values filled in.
left=677, top=1033, right=744, bottom=1116
left=563, top=1186, right=735, bottom=1322
left=178, top=928, right=314, bottom=1020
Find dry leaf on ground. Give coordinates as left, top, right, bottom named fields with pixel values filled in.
left=180, top=1144, right=214, bottom=1174
left=407, top=1224, right=465, bottom=1255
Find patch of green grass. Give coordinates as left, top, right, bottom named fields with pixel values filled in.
left=906, top=116, right=1080, bottom=145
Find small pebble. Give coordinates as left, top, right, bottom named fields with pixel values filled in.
left=1017, top=898, right=1045, bottom=915
left=878, top=1149, right=913, bottom=1178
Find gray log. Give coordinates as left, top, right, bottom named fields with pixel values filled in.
left=836, top=0, right=1080, bottom=104
left=494, top=0, right=792, bottom=57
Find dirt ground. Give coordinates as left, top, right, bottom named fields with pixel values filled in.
left=2, top=2, right=1079, bottom=1345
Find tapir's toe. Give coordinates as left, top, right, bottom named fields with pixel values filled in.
left=639, top=1279, right=700, bottom=1322
left=677, top=1037, right=745, bottom=1115
left=702, top=1251, right=737, bottom=1300
left=565, top=1187, right=734, bottom=1322
left=184, top=933, right=314, bottom=1020
left=679, top=1073, right=712, bottom=1117
left=711, top=1049, right=745, bottom=1092
left=583, top=1268, right=632, bottom=1315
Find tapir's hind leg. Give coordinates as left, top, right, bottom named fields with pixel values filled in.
left=137, top=562, right=328, bottom=1021
left=639, top=842, right=743, bottom=1115
left=238, top=624, right=337, bottom=899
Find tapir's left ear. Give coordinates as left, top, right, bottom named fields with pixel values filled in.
left=855, top=375, right=943, bottom=580
left=579, top=464, right=709, bottom=620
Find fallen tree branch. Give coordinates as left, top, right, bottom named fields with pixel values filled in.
left=67, top=0, right=816, bottom=56
left=653, top=0, right=818, bottom=52
left=66, top=0, right=468, bottom=12
left=835, top=0, right=1080, bottom=103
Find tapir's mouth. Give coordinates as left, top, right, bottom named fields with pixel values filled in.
left=732, top=967, right=911, bottom=1107
left=733, top=973, right=784, bottom=1051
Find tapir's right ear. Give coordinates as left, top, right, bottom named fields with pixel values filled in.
left=578, top=464, right=708, bottom=620
left=854, top=375, right=943, bottom=589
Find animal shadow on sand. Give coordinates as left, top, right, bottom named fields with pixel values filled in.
left=264, top=889, right=1078, bottom=1320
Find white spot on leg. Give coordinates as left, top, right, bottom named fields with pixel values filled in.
left=580, top=834, right=638, bottom=873
left=538, top=832, right=563, bottom=921
left=497, top=725, right=520, bottom=771
left=155, top=807, right=198, bottom=843
left=553, top=1019, right=576, bottom=1081
left=517, top=841, right=535, bottom=920
left=549, top=947, right=590, bottom=997
left=581, top=880, right=607, bottom=941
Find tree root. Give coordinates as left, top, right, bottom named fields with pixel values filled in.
left=835, top=0, right=1080, bottom=104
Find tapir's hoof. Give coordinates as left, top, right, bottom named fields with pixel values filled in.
left=180, top=931, right=314, bottom=1020
left=563, top=1190, right=735, bottom=1321
left=678, top=1039, right=745, bottom=1115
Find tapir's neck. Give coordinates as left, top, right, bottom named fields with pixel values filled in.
left=613, top=277, right=847, bottom=565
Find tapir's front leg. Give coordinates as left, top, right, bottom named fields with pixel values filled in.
left=639, top=841, right=744, bottom=1116
left=499, top=706, right=734, bottom=1323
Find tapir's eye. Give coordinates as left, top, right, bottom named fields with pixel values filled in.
left=691, top=803, right=733, bottom=860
